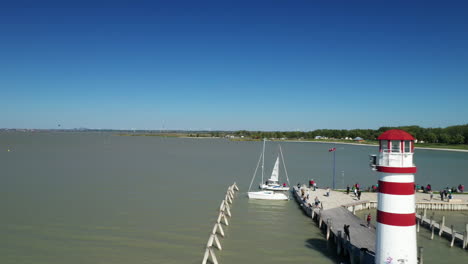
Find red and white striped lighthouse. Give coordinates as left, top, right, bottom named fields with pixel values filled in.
left=374, top=129, right=417, bottom=264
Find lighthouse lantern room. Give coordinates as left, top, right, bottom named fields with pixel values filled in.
left=377, top=129, right=416, bottom=169
left=373, top=129, right=418, bottom=264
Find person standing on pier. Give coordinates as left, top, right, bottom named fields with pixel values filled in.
left=429, top=190, right=433, bottom=201
left=366, top=213, right=371, bottom=228
left=344, top=224, right=350, bottom=241
left=326, top=187, right=330, bottom=197
left=357, top=190, right=362, bottom=200
left=440, top=190, right=444, bottom=201
left=346, top=184, right=350, bottom=195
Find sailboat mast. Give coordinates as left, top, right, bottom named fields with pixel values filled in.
left=261, top=138, right=265, bottom=183
left=279, top=145, right=291, bottom=187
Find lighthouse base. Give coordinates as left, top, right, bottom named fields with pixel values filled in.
left=375, top=223, right=417, bottom=264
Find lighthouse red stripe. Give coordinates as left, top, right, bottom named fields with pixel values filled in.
left=378, top=181, right=414, bottom=195
left=376, top=166, right=417, bottom=173
left=377, top=210, right=415, bottom=226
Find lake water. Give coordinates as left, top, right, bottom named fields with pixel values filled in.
left=0, top=132, right=467, bottom=263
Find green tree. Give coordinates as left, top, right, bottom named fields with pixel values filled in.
left=451, top=134, right=465, bottom=144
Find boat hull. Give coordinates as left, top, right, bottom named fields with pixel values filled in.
left=247, top=191, right=289, bottom=200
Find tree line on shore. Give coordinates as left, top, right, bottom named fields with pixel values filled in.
left=211, top=124, right=468, bottom=144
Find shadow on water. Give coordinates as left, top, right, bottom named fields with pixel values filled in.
left=305, top=238, right=346, bottom=263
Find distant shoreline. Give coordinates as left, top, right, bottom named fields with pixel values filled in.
left=282, top=140, right=468, bottom=153
left=117, top=133, right=468, bottom=153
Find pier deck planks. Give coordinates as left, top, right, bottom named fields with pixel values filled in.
left=321, top=207, right=376, bottom=253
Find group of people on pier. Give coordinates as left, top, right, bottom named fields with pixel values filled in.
left=346, top=183, right=362, bottom=200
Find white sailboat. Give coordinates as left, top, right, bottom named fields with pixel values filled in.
left=259, top=156, right=290, bottom=191
left=247, top=140, right=290, bottom=200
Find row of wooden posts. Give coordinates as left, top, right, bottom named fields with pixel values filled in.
left=202, top=182, right=239, bottom=264
left=416, top=208, right=468, bottom=250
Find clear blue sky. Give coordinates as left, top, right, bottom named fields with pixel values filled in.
left=1, top=0, right=467, bottom=130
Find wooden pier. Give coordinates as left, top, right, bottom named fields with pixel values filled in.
left=293, top=186, right=468, bottom=263
left=293, top=187, right=376, bottom=264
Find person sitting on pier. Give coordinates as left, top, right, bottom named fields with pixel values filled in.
left=344, top=224, right=350, bottom=241
left=314, top=196, right=320, bottom=207
left=458, top=184, right=464, bottom=193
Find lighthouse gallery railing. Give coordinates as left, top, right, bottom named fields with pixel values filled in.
left=378, top=150, right=414, bottom=167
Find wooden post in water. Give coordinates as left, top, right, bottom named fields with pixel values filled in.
left=352, top=205, right=356, bottom=215
left=219, top=200, right=225, bottom=212
left=439, top=216, right=445, bottom=236
left=418, top=247, right=424, bottom=264
left=225, top=193, right=232, bottom=204
left=423, top=208, right=427, bottom=219
left=224, top=201, right=232, bottom=217
left=209, top=248, right=218, bottom=264
left=431, top=224, right=434, bottom=240
left=464, top=224, right=468, bottom=249
left=207, top=234, right=222, bottom=250
left=337, top=230, right=342, bottom=255
left=212, top=223, right=225, bottom=237
left=326, top=218, right=331, bottom=240
left=417, top=218, right=420, bottom=233
left=217, top=211, right=229, bottom=226
left=450, top=225, right=455, bottom=247
left=319, top=214, right=323, bottom=228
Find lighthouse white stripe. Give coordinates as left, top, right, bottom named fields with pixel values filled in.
left=375, top=223, right=417, bottom=263
left=378, top=193, right=415, bottom=214
left=378, top=173, right=414, bottom=183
